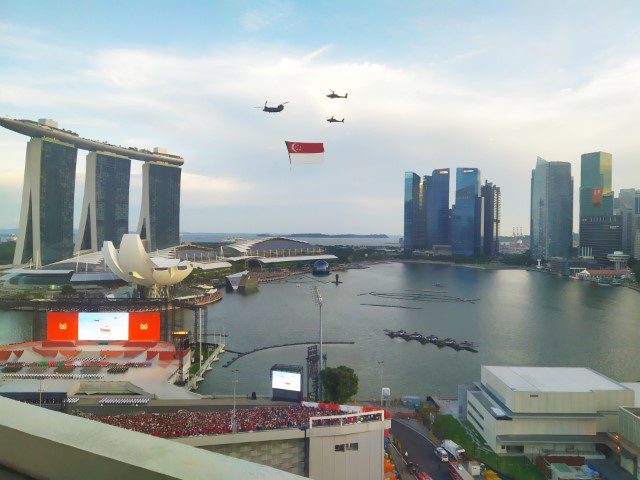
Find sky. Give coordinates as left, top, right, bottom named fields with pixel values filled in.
left=1, top=1, right=640, bottom=235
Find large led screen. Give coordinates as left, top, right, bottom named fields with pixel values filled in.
left=271, top=370, right=302, bottom=392
left=78, top=312, right=129, bottom=341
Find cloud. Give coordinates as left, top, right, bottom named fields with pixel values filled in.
left=1, top=24, right=640, bottom=233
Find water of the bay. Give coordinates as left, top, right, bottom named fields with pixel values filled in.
left=2, top=262, right=639, bottom=400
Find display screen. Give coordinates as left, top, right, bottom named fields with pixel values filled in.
left=47, top=312, right=161, bottom=341
left=272, top=370, right=302, bottom=392
left=78, top=312, right=130, bottom=341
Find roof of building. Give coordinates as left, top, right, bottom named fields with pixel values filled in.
left=0, top=117, right=183, bottom=166
left=226, top=237, right=314, bottom=254
left=584, top=269, right=628, bottom=275
left=484, top=366, right=628, bottom=393
left=258, top=254, right=338, bottom=264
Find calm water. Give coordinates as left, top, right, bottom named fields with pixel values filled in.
left=2, top=262, right=639, bottom=400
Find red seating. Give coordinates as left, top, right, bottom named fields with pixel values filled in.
left=124, top=350, right=145, bottom=358
left=42, top=341, right=75, bottom=348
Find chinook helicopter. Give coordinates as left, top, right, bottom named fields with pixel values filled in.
left=254, top=101, right=289, bottom=113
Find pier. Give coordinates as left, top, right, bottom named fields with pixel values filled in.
left=222, top=341, right=355, bottom=368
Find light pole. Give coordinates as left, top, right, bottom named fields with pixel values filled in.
left=312, top=286, right=323, bottom=401
left=232, top=368, right=239, bottom=433
left=378, top=361, right=385, bottom=407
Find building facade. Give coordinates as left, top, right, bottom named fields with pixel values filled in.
left=138, top=162, right=182, bottom=251
left=451, top=168, right=483, bottom=257
left=481, top=181, right=501, bottom=256
left=465, top=366, right=635, bottom=456
left=76, top=152, right=131, bottom=252
left=615, top=189, right=640, bottom=257
left=579, top=215, right=622, bottom=262
left=425, top=168, right=451, bottom=249
left=530, top=158, right=573, bottom=261
left=579, top=152, right=620, bottom=262
left=403, top=172, right=424, bottom=254
left=14, top=137, right=77, bottom=267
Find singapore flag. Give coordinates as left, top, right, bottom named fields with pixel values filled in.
left=285, top=141, right=324, bottom=165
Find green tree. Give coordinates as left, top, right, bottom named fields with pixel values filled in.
left=321, top=365, right=359, bottom=403
left=631, top=262, right=640, bottom=283
left=60, top=284, right=76, bottom=296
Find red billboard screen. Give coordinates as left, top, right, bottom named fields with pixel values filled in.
left=129, top=312, right=161, bottom=341
left=47, top=312, right=79, bottom=340
left=592, top=188, right=603, bottom=207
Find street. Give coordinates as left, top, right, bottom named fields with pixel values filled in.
left=391, top=418, right=450, bottom=480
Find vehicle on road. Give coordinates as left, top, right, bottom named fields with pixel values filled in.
left=442, top=439, right=466, bottom=460
left=435, top=446, right=449, bottom=462
left=448, top=461, right=474, bottom=480
left=417, top=473, right=432, bottom=480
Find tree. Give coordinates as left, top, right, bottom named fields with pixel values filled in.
left=631, top=262, right=640, bottom=283
left=60, top=284, right=76, bottom=296
left=320, top=365, right=359, bottom=403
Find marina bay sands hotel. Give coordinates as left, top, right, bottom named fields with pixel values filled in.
left=0, top=117, right=182, bottom=268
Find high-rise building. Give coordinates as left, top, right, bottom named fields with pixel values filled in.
left=425, top=168, right=450, bottom=249
left=530, top=157, right=573, bottom=260
left=138, top=162, right=182, bottom=252
left=615, top=189, right=640, bottom=256
left=579, top=215, right=622, bottom=261
left=76, top=152, right=131, bottom=252
left=14, top=137, right=77, bottom=267
left=579, top=152, right=613, bottom=218
left=579, top=152, right=620, bottom=262
left=451, top=168, right=483, bottom=257
left=481, top=181, right=501, bottom=256
left=403, top=172, right=423, bottom=254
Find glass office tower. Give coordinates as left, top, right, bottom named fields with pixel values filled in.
left=425, top=168, right=450, bottom=249
left=579, top=152, right=619, bottom=262
left=76, top=152, right=131, bottom=252
left=14, top=137, right=77, bottom=267
left=404, top=172, right=423, bottom=254
left=451, top=168, right=483, bottom=257
left=481, top=181, right=501, bottom=256
left=530, top=158, right=573, bottom=260
left=138, top=162, right=182, bottom=251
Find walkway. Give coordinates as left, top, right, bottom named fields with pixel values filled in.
left=222, top=340, right=355, bottom=367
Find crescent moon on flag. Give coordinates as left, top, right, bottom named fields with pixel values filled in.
left=292, top=143, right=302, bottom=152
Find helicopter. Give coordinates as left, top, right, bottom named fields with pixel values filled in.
left=326, top=90, right=348, bottom=99
left=326, top=116, right=344, bottom=123
left=254, top=101, right=289, bottom=113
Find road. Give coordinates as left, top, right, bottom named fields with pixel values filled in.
left=391, top=418, right=450, bottom=480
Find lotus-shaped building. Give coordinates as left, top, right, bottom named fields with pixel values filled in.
left=103, top=234, right=193, bottom=297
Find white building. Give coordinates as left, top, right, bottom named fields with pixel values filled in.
left=465, top=366, right=635, bottom=456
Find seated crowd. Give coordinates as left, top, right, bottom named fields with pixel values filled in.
left=76, top=406, right=381, bottom=438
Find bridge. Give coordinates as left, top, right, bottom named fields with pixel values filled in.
left=222, top=341, right=355, bottom=368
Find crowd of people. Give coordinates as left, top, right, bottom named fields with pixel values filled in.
left=76, top=406, right=382, bottom=438
left=4, top=373, right=104, bottom=380
left=99, top=397, right=150, bottom=406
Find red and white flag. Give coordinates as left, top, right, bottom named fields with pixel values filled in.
left=285, top=141, right=324, bottom=165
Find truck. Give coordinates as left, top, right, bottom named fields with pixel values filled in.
left=448, top=461, right=474, bottom=480
left=434, top=447, right=449, bottom=462
left=442, top=439, right=466, bottom=460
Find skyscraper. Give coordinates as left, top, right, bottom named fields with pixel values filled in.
left=403, top=172, right=423, bottom=254
left=138, top=162, right=182, bottom=252
left=481, top=181, right=501, bottom=256
left=615, top=189, right=640, bottom=256
left=451, top=168, right=483, bottom=257
left=14, top=137, right=77, bottom=267
left=579, top=152, right=621, bottom=262
left=425, top=168, right=450, bottom=249
left=530, top=157, right=573, bottom=260
left=76, top=152, right=131, bottom=252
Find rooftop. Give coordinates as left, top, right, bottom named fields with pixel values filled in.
left=0, top=117, right=183, bottom=166
left=484, top=366, right=628, bottom=393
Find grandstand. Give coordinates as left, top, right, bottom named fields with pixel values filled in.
left=0, top=340, right=199, bottom=400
